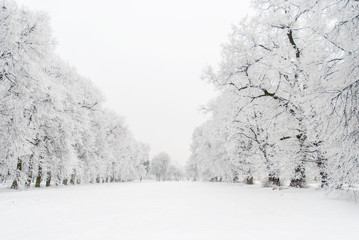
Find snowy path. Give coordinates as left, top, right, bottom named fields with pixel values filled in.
left=0, top=182, right=358, bottom=240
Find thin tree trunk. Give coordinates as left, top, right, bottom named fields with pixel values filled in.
left=70, top=171, right=75, bottom=185
left=35, top=165, right=42, bottom=188
left=317, top=155, right=328, bottom=188
left=46, top=171, right=51, bottom=187
left=289, top=133, right=307, bottom=188
left=260, top=144, right=280, bottom=187
left=25, top=157, right=33, bottom=188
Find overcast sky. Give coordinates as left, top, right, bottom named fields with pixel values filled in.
left=17, top=0, right=252, bottom=165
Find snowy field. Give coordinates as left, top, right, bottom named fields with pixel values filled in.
left=0, top=182, right=358, bottom=240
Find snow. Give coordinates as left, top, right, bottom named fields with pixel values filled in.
left=0, top=182, right=358, bottom=240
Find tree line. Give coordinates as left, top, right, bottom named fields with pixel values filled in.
left=186, top=0, right=359, bottom=193
left=0, top=1, right=150, bottom=189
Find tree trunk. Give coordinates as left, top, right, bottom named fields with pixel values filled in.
left=63, top=179, right=68, bottom=185
left=56, top=175, right=62, bottom=186
left=35, top=165, right=42, bottom=188
left=11, top=159, right=22, bottom=189
left=26, top=157, right=33, bottom=188
left=246, top=176, right=254, bottom=184
left=70, top=172, right=75, bottom=185
left=287, top=27, right=307, bottom=188
left=46, top=171, right=51, bottom=187
left=11, top=179, right=19, bottom=189
left=25, top=170, right=33, bottom=188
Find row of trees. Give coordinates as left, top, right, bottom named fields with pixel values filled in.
left=0, top=1, right=149, bottom=189
left=186, top=0, right=359, bottom=192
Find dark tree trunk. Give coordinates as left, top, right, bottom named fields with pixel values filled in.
left=46, top=171, right=51, bottom=187
left=63, top=179, right=68, bottom=185
left=70, top=169, right=76, bottom=185
left=246, top=176, right=254, bottom=185
left=11, top=179, right=19, bottom=189
left=35, top=165, right=42, bottom=188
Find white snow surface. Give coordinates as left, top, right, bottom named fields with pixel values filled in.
left=0, top=182, right=358, bottom=240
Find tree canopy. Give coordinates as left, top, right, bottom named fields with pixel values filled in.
left=187, top=0, right=359, bottom=193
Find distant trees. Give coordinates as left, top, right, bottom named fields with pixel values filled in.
left=166, top=162, right=184, bottom=181
left=150, top=152, right=183, bottom=181
left=0, top=1, right=149, bottom=189
left=187, top=0, right=359, bottom=193
left=150, top=152, right=170, bottom=181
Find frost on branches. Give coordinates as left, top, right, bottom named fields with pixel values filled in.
left=0, top=1, right=149, bottom=189
left=187, top=0, right=359, bottom=194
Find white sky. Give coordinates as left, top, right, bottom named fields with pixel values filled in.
left=16, top=0, right=252, bottom=165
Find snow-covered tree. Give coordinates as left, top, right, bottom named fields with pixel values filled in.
left=150, top=152, right=171, bottom=181
left=166, top=162, right=184, bottom=181
left=0, top=1, right=54, bottom=188
left=189, top=0, right=359, bottom=193
left=0, top=0, right=149, bottom=189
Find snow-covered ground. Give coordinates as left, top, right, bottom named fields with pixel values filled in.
left=0, top=182, right=358, bottom=240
